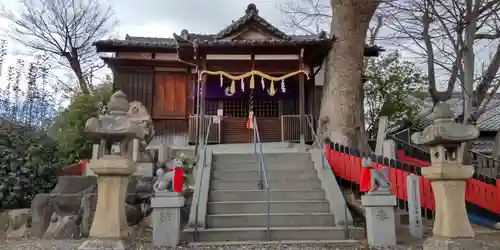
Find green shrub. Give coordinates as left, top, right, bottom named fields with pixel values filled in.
left=49, top=83, right=112, bottom=165
left=0, top=121, right=62, bottom=209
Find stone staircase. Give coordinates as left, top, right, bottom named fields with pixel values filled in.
left=185, top=150, right=364, bottom=244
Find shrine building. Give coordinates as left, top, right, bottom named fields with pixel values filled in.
left=94, top=3, right=381, bottom=145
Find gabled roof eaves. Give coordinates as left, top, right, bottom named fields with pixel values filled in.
left=93, top=35, right=178, bottom=51
left=215, top=3, right=291, bottom=40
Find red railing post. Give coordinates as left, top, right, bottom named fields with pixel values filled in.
left=497, top=179, right=500, bottom=214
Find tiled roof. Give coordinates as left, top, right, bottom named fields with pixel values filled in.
left=94, top=3, right=382, bottom=53
left=418, top=93, right=500, bottom=132
left=95, top=33, right=381, bottom=56
left=94, top=33, right=330, bottom=50
left=93, top=35, right=178, bottom=49
left=472, top=139, right=495, bottom=154
left=93, top=4, right=329, bottom=50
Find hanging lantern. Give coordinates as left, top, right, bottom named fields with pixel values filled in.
left=281, top=79, right=286, bottom=93
left=261, top=77, right=265, bottom=90
left=220, top=74, right=223, bottom=87
left=241, top=79, right=245, bottom=92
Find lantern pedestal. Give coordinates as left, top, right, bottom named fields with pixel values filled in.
left=421, top=164, right=475, bottom=238
left=78, top=155, right=136, bottom=249
left=151, top=192, right=185, bottom=247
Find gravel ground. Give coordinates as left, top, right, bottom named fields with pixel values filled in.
left=0, top=239, right=423, bottom=250
left=0, top=227, right=499, bottom=250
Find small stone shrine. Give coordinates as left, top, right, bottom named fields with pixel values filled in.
left=78, top=91, right=153, bottom=250
left=412, top=102, right=496, bottom=249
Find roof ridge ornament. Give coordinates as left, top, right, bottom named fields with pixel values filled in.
left=180, top=29, right=189, bottom=40
left=246, top=3, right=259, bottom=15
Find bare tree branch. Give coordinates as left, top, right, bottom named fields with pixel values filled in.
left=0, top=0, right=117, bottom=95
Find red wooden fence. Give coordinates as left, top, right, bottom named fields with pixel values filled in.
left=326, top=143, right=500, bottom=217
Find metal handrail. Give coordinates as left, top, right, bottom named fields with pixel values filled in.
left=389, top=128, right=500, bottom=164
left=304, top=115, right=349, bottom=237
left=202, top=120, right=213, bottom=168
left=252, top=117, right=271, bottom=238
left=192, top=117, right=213, bottom=240
left=305, top=115, right=323, bottom=150
left=390, top=133, right=500, bottom=164
left=389, top=133, right=500, bottom=178
left=305, top=115, right=328, bottom=170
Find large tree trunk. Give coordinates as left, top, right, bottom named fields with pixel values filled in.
left=320, top=0, right=379, bottom=151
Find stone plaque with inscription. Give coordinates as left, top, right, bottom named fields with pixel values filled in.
left=407, top=174, right=423, bottom=238
left=151, top=193, right=185, bottom=247
left=362, top=194, right=397, bottom=247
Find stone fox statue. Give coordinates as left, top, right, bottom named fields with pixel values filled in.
left=153, top=153, right=194, bottom=193
left=153, top=162, right=174, bottom=192
left=360, top=157, right=391, bottom=193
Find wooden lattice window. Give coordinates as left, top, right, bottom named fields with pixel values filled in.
left=281, top=99, right=299, bottom=115
left=254, top=99, right=279, bottom=118
left=204, top=100, right=218, bottom=115
left=223, top=99, right=249, bottom=117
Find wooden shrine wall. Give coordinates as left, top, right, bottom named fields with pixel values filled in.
left=114, top=67, right=154, bottom=113
left=113, top=68, right=193, bottom=137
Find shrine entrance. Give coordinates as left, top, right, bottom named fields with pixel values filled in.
left=200, top=73, right=300, bottom=144
left=219, top=99, right=283, bottom=143
left=205, top=78, right=298, bottom=143
left=189, top=70, right=313, bottom=143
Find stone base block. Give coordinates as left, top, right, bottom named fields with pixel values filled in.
left=78, top=239, right=130, bottom=250
left=423, top=237, right=497, bottom=250
left=362, top=194, right=397, bottom=247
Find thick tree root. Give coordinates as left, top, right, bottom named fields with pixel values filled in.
left=342, top=188, right=366, bottom=226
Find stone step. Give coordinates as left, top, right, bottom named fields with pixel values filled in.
left=209, top=189, right=326, bottom=202
left=206, top=213, right=335, bottom=228
left=214, top=153, right=311, bottom=163
left=211, top=169, right=317, bottom=181
left=212, top=162, right=314, bottom=171
left=210, top=178, right=322, bottom=190
left=183, top=226, right=364, bottom=242
left=207, top=200, right=330, bottom=214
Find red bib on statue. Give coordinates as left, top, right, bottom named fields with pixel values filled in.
left=360, top=167, right=372, bottom=192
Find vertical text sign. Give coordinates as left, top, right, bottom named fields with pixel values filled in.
left=407, top=174, right=423, bottom=238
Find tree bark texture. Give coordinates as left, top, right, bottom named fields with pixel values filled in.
left=320, top=0, right=379, bottom=151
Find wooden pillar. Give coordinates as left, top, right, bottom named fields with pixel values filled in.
left=299, top=48, right=305, bottom=145
left=197, top=56, right=207, bottom=146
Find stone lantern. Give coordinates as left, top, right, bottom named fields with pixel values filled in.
left=412, top=102, right=480, bottom=248
left=79, top=91, right=152, bottom=249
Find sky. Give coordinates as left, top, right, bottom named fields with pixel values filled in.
left=111, top=0, right=291, bottom=37
left=0, top=0, right=496, bottom=93
left=0, top=0, right=295, bottom=88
